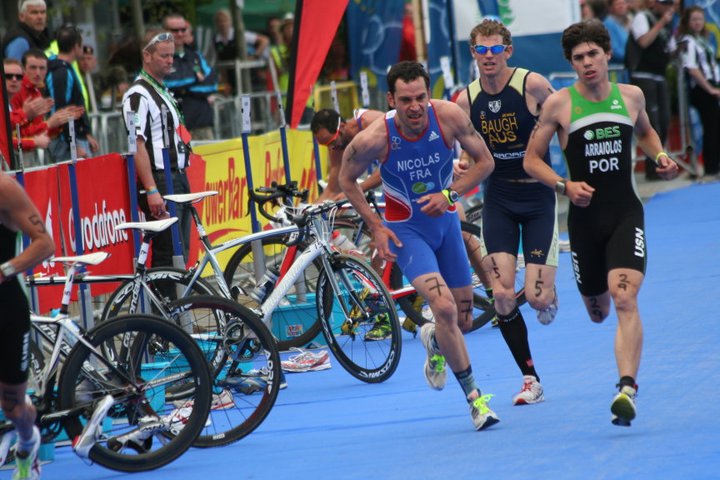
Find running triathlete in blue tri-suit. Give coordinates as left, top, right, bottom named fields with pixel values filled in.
left=524, top=20, right=678, bottom=427
left=455, top=18, right=558, bottom=407
left=339, top=61, right=499, bottom=431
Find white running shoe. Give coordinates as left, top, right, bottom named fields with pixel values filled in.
left=12, top=426, right=41, bottom=480
left=419, top=323, right=446, bottom=390
left=74, top=394, right=115, bottom=459
left=281, top=348, right=331, bottom=373
left=210, top=389, right=235, bottom=410
left=537, top=289, right=559, bottom=325
left=469, top=393, right=500, bottom=431
left=512, top=375, right=545, bottom=406
left=611, top=385, right=637, bottom=426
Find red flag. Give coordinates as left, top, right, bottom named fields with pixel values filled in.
left=0, top=66, right=14, bottom=169
left=286, top=0, right=349, bottom=128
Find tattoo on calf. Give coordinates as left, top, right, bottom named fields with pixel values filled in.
left=460, top=299, right=473, bottom=322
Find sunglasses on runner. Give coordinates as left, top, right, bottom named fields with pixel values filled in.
left=472, top=44, right=507, bottom=55
left=144, top=32, right=174, bottom=51
left=317, top=117, right=342, bottom=146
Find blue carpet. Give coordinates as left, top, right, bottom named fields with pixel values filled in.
left=32, top=182, right=720, bottom=480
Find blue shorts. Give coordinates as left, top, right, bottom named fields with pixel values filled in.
left=386, top=212, right=471, bottom=289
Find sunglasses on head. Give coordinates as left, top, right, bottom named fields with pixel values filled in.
left=5, top=73, right=23, bottom=80
left=317, top=117, right=342, bottom=146
left=472, top=44, right=507, bottom=55
left=144, top=32, right=174, bottom=51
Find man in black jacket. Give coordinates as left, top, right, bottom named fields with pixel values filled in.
left=45, top=26, right=98, bottom=162
left=2, top=0, right=51, bottom=61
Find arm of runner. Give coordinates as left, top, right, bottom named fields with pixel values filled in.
left=0, top=174, right=54, bottom=282
left=629, top=85, right=679, bottom=180
left=524, top=91, right=595, bottom=207
left=340, top=127, right=402, bottom=261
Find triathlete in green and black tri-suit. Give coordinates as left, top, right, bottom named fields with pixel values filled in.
left=523, top=20, right=679, bottom=427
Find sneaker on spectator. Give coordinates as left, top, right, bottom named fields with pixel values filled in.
left=611, top=385, right=637, bottom=426
left=512, top=375, right=545, bottom=406
left=281, top=348, right=331, bottom=373
left=468, top=392, right=500, bottom=431
left=419, top=323, right=446, bottom=390
left=12, top=426, right=41, bottom=480
left=537, top=289, right=558, bottom=325
left=365, top=314, right=392, bottom=341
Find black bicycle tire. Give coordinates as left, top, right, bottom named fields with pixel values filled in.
left=222, top=235, right=324, bottom=351
left=100, top=267, right=218, bottom=322
left=165, top=295, right=282, bottom=448
left=58, top=314, right=212, bottom=472
left=317, top=253, right=402, bottom=383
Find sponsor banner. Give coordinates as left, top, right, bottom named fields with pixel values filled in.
left=194, top=129, right=325, bottom=272
left=56, top=154, right=134, bottom=297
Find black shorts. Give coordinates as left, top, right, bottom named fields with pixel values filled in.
left=0, top=279, right=31, bottom=385
left=480, top=180, right=559, bottom=266
left=567, top=201, right=646, bottom=296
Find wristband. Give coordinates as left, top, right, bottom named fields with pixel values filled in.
left=146, top=187, right=159, bottom=195
left=654, top=152, right=668, bottom=165
left=555, top=180, right=567, bottom=196
left=0, top=261, right=17, bottom=281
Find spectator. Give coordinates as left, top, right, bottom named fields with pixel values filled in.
left=213, top=8, right=270, bottom=94
left=270, top=14, right=294, bottom=93
left=163, top=13, right=218, bottom=141
left=604, top=0, right=632, bottom=65
left=265, top=16, right=283, bottom=47
left=122, top=29, right=193, bottom=266
left=4, top=57, right=50, bottom=151
left=2, top=0, right=50, bottom=62
left=10, top=49, right=83, bottom=155
left=628, top=0, right=675, bottom=180
left=583, top=0, right=609, bottom=20
left=46, top=26, right=99, bottom=161
left=78, top=45, right=100, bottom=113
left=677, top=6, right=720, bottom=177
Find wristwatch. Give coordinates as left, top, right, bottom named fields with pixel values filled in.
left=555, top=180, right=567, bottom=196
left=442, top=188, right=460, bottom=205
left=0, top=261, right=17, bottom=281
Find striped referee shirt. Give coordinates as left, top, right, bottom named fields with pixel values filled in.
left=122, top=76, right=188, bottom=171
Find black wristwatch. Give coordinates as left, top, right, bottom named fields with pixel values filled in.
left=442, top=188, right=460, bottom=205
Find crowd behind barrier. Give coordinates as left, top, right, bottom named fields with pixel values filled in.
left=14, top=128, right=328, bottom=324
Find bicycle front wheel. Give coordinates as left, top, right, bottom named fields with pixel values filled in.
left=58, top=314, right=212, bottom=472
left=317, top=254, right=401, bottom=383
left=166, top=295, right=282, bottom=448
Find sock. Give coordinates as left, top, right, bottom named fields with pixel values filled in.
left=497, top=307, right=539, bottom=381
left=16, top=427, right=38, bottom=456
left=454, top=366, right=480, bottom=399
left=618, top=376, right=637, bottom=391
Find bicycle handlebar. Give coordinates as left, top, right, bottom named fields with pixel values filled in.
left=247, top=181, right=309, bottom=223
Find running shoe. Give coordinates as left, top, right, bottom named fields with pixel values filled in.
left=537, top=289, right=559, bottom=325
left=12, top=426, right=41, bottom=480
left=349, top=287, right=370, bottom=319
left=210, top=389, right=235, bottom=410
left=74, top=395, right=115, bottom=459
left=0, top=431, right=16, bottom=466
left=469, top=392, right=500, bottom=431
left=365, top=314, right=391, bottom=341
left=419, top=323, right=446, bottom=390
left=281, top=348, right=331, bottom=373
left=611, top=385, right=637, bottom=426
left=221, top=375, right=267, bottom=394
left=512, top=375, right=545, bottom=406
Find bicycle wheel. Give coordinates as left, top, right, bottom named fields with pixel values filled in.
left=223, top=235, right=324, bottom=351
left=58, top=314, right=212, bottom=472
left=166, top=295, right=281, bottom=448
left=316, top=253, right=401, bottom=383
left=100, top=267, right=218, bottom=330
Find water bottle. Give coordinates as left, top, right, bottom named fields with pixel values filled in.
left=331, top=231, right=357, bottom=252
left=249, top=268, right=279, bottom=303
